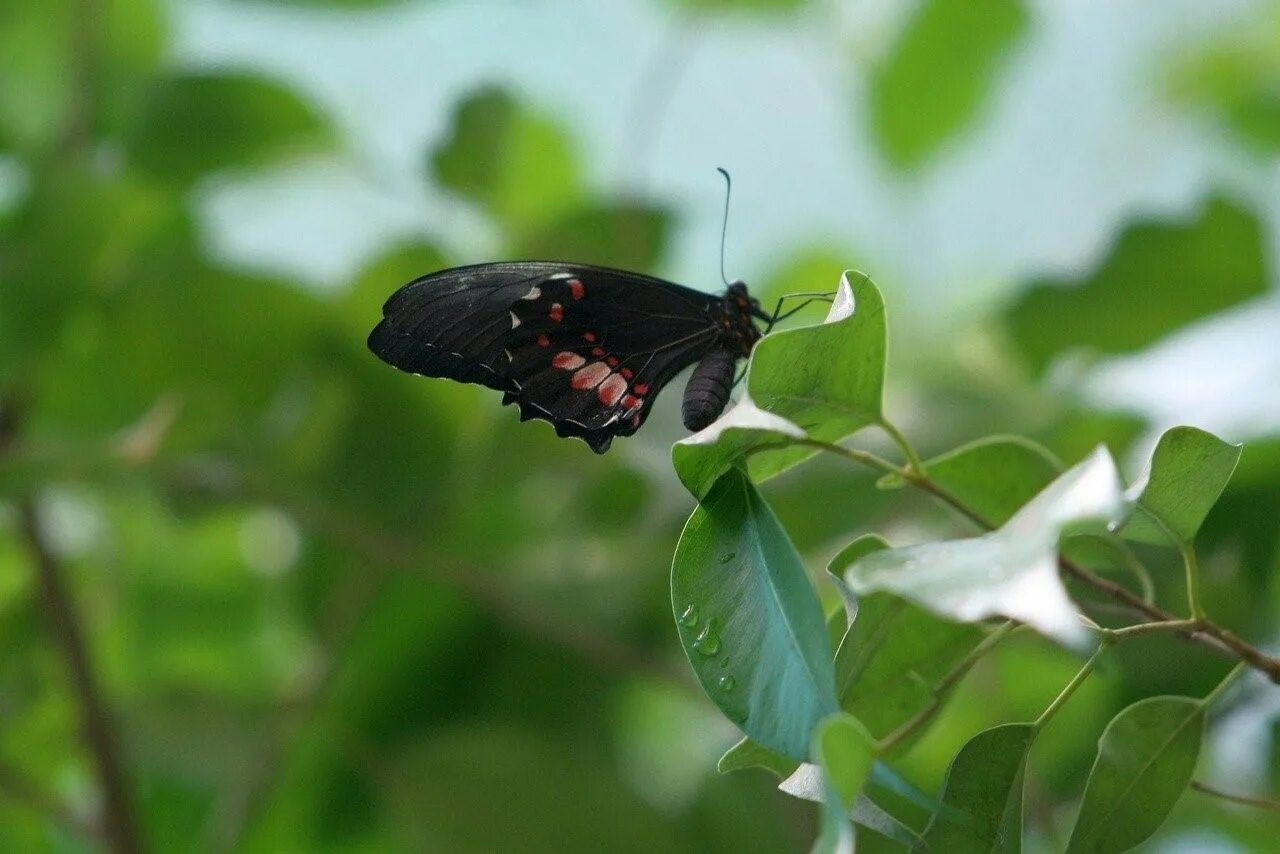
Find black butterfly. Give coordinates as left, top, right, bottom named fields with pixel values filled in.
left=367, top=262, right=779, bottom=453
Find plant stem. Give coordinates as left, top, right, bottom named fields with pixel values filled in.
left=783, top=438, right=906, bottom=479
left=877, top=621, right=1016, bottom=753
left=1033, top=642, right=1110, bottom=732
left=1179, top=540, right=1206, bottom=620
left=1103, top=619, right=1204, bottom=641
left=878, top=418, right=925, bottom=475
left=18, top=500, right=143, bottom=854
left=1200, top=661, right=1247, bottom=708
left=1190, top=781, right=1280, bottom=812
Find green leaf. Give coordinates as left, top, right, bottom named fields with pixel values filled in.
left=516, top=200, right=672, bottom=272
left=835, top=593, right=983, bottom=739
left=673, top=270, right=886, bottom=499
left=868, top=0, right=1028, bottom=169
left=718, top=737, right=801, bottom=777
left=0, top=0, right=164, bottom=153
left=779, top=760, right=927, bottom=850
left=831, top=535, right=979, bottom=741
left=673, top=397, right=809, bottom=500
left=126, top=72, right=331, bottom=185
left=878, top=435, right=1062, bottom=527
left=671, top=468, right=838, bottom=759
left=430, top=86, right=580, bottom=234
left=1168, top=16, right=1280, bottom=154
left=1006, top=197, right=1269, bottom=372
left=844, top=448, right=1126, bottom=648
left=1066, top=697, right=1205, bottom=853
left=814, top=713, right=877, bottom=809
left=922, top=723, right=1033, bottom=852
left=809, top=713, right=877, bottom=854
left=1120, top=426, right=1242, bottom=546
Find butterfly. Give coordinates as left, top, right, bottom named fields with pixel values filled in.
left=367, top=261, right=785, bottom=453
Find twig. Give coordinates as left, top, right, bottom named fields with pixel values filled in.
left=1102, top=619, right=1205, bottom=641
left=794, top=436, right=1280, bottom=684
left=1033, top=641, right=1110, bottom=732
left=18, top=500, right=143, bottom=853
left=1200, top=661, right=1248, bottom=708
left=1191, top=781, right=1280, bottom=812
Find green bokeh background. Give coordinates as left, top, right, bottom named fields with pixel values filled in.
left=1, top=0, right=1279, bottom=850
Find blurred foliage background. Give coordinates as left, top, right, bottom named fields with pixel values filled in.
left=1, top=0, right=1279, bottom=850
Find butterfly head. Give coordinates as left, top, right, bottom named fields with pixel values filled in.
left=718, top=281, right=764, bottom=355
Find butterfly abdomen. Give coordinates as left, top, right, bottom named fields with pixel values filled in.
left=682, top=347, right=737, bottom=431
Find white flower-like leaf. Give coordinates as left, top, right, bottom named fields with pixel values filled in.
left=843, top=447, right=1126, bottom=649
left=677, top=394, right=807, bottom=448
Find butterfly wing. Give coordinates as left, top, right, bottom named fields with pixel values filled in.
left=368, top=262, right=723, bottom=452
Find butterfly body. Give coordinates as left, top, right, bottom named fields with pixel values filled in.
left=367, top=262, right=767, bottom=453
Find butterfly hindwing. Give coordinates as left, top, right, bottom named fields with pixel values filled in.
left=369, top=262, right=724, bottom=452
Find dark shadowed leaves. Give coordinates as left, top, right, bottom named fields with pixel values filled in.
left=1006, top=197, right=1269, bottom=372
left=126, top=72, right=331, bottom=185
left=922, top=723, right=1033, bottom=852
left=516, top=201, right=672, bottom=272
left=430, top=86, right=580, bottom=234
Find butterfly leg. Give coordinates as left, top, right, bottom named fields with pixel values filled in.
left=762, top=292, right=836, bottom=335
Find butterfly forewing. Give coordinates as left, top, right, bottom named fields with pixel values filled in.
left=368, top=262, right=724, bottom=452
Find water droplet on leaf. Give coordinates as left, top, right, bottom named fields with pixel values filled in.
left=693, top=620, right=721, bottom=656
left=718, top=675, right=736, bottom=692
left=678, top=604, right=699, bottom=628
left=719, top=552, right=736, bottom=565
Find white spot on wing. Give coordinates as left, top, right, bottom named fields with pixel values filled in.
left=509, top=311, right=521, bottom=328
left=520, top=286, right=542, bottom=301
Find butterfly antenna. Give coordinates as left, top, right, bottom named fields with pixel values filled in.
left=716, top=167, right=732, bottom=287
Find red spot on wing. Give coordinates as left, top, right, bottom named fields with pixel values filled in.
left=571, top=362, right=610, bottom=390
left=591, top=347, right=605, bottom=357
left=606, top=356, right=619, bottom=367
left=620, top=368, right=634, bottom=380
left=549, top=303, right=564, bottom=323
left=621, top=394, right=640, bottom=410
left=568, top=279, right=585, bottom=300
left=633, top=383, right=649, bottom=395
left=552, top=351, right=585, bottom=370
left=597, top=375, right=627, bottom=406
left=537, top=334, right=550, bottom=347
left=583, top=332, right=597, bottom=343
